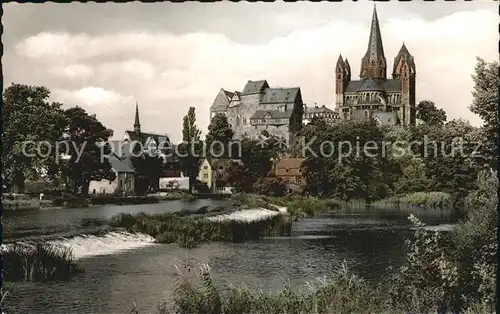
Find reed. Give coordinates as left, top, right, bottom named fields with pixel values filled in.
left=109, top=211, right=292, bottom=248
left=2, top=242, right=84, bottom=282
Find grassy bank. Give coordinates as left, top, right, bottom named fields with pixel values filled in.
left=231, top=193, right=335, bottom=217
left=3, top=199, right=53, bottom=210
left=2, top=243, right=83, bottom=282
left=371, top=192, right=452, bottom=210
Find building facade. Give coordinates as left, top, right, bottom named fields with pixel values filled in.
left=335, top=6, right=416, bottom=126
left=303, top=104, right=339, bottom=125
left=209, top=80, right=304, bottom=144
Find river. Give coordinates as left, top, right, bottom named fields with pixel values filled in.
left=2, top=200, right=457, bottom=314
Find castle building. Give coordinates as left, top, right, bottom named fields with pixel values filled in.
left=209, top=80, right=304, bottom=144
left=335, top=5, right=416, bottom=126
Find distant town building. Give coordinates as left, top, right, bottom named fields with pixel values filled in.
left=197, top=157, right=241, bottom=191
left=335, top=5, right=416, bottom=126
left=274, top=157, right=306, bottom=194
left=122, top=102, right=170, bottom=153
left=209, top=80, right=304, bottom=144
left=303, top=104, right=339, bottom=125
left=89, top=153, right=135, bottom=195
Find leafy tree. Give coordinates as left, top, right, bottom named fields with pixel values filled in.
left=131, top=143, right=163, bottom=194
left=60, top=106, right=115, bottom=195
left=468, top=57, right=499, bottom=168
left=2, top=83, right=67, bottom=192
left=416, top=100, right=447, bottom=126
left=205, top=113, right=234, bottom=157
left=226, top=161, right=253, bottom=192
left=179, top=107, right=202, bottom=193
left=301, top=120, right=388, bottom=201
left=253, top=176, right=287, bottom=197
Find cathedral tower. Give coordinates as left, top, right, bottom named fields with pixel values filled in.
left=360, top=5, right=387, bottom=80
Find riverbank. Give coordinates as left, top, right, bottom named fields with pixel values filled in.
left=3, top=198, right=53, bottom=211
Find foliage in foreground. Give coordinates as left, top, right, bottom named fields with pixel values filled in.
left=2, top=242, right=83, bottom=282
left=109, top=211, right=292, bottom=248
left=164, top=169, right=497, bottom=314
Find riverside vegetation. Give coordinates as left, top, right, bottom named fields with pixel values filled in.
left=108, top=209, right=292, bottom=249
left=152, top=168, right=498, bottom=314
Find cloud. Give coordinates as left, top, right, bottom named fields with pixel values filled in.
left=9, top=8, right=497, bottom=142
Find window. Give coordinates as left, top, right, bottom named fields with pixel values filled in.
left=203, top=166, right=208, bottom=170
left=203, top=173, right=208, bottom=179
left=285, top=168, right=289, bottom=173
left=219, top=166, right=224, bottom=170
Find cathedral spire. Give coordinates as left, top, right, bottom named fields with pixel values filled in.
left=134, top=101, right=141, bottom=134
left=360, top=4, right=387, bottom=79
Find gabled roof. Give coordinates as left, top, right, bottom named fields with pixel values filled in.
left=260, top=87, right=300, bottom=104
left=276, top=158, right=305, bottom=169
left=107, top=155, right=135, bottom=173
left=305, top=105, right=334, bottom=113
left=205, top=157, right=242, bottom=169
left=241, top=80, right=269, bottom=95
left=210, top=89, right=232, bottom=112
left=251, top=110, right=293, bottom=120
left=124, top=131, right=170, bottom=146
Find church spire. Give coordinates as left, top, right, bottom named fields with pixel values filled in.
left=134, top=101, right=141, bottom=134
left=360, top=4, right=387, bottom=79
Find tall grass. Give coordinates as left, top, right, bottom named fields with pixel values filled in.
left=372, top=192, right=452, bottom=210
left=160, top=263, right=390, bottom=314
left=232, top=193, right=333, bottom=217
left=2, top=242, right=83, bottom=282
left=109, top=211, right=292, bottom=248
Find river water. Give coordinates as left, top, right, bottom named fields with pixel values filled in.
left=2, top=200, right=457, bottom=314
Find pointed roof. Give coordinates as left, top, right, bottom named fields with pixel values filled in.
left=134, top=101, right=140, bottom=128
left=344, top=58, right=351, bottom=75
left=336, top=54, right=345, bottom=70
left=364, top=5, right=385, bottom=62
left=393, top=42, right=416, bottom=76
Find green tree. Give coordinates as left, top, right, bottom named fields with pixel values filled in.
left=469, top=57, right=499, bottom=168
left=61, top=106, right=115, bottom=195
left=179, top=107, right=202, bottom=193
left=301, top=120, right=388, bottom=201
left=253, top=176, right=287, bottom=197
left=205, top=113, right=234, bottom=157
left=131, top=143, right=164, bottom=194
left=2, top=83, right=67, bottom=192
left=416, top=100, right=447, bottom=126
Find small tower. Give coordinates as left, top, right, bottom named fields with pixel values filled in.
left=360, top=5, right=387, bottom=80
left=335, top=54, right=347, bottom=108
left=133, top=101, right=141, bottom=134
left=393, top=43, right=416, bottom=126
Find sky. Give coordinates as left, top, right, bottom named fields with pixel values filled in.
left=3, top=2, right=497, bottom=143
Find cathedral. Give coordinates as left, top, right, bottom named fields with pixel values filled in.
left=335, top=5, right=416, bottom=126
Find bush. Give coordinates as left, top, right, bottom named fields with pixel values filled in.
left=387, top=168, right=497, bottom=313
